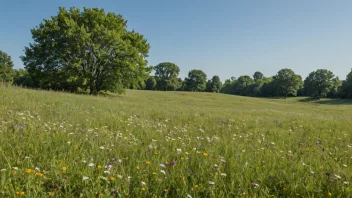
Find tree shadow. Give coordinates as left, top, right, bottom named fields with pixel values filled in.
left=298, top=98, right=352, bottom=105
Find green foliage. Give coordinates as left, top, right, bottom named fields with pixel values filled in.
left=253, top=71, right=264, bottom=81
left=154, top=62, right=180, bottom=91
left=339, top=69, right=352, bottom=98
left=21, top=7, right=150, bottom=95
left=304, top=69, right=335, bottom=98
left=233, top=75, right=254, bottom=96
left=0, top=50, right=14, bottom=83
left=273, top=68, right=303, bottom=98
left=206, top=75, right=222, bottom=93
left=184, top=69, right=207, bottom=92
left=145, top=76, right=157, bottom=90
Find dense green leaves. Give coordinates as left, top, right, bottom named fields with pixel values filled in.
left=185, top=69, right=207, bottom=92
left=21, top=7, right=150, bottom=94
left=304, top=69, right=335, bottom=98
left=0, top=50, right=14, bottom=83
left=273, top=69, right=303, bottom=98
left=154, top=62, right=180, bottom=91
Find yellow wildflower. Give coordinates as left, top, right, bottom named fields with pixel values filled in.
left=36, top=172, right=44, bottom=177
left=136, top=166, right=140, bottom=170
left=20, top=192, right=25, bottom=195
left=15, top=192, right=19, bottom=195
left=106, top=147, right=111, bottom=151
left=98, top=165, right=102, bottom=169
left=194, top=184, right=199, bottom=188
left=142, top=188, right=146, bottom=191
left=181, top=157, right=184, bottom=160
left=203, top=152, right=208, bottom=157
left=328, top=192, right=332, bottom=197
left=25, top=169, right=32, bottom=174
left=152, top=172, right=156, bottom=175
left=110, top=176, right=115, bottom=181
left=61, top=167, right=67, bottom=171
left=145, top=161, right=151, bottom=165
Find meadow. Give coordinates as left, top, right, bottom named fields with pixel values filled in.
left=0, top=86, right=352, bottom=197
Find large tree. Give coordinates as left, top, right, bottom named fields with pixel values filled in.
left=340, top=69, right=352, bottom=98
left=253, top=71, right=264, bottom=81
left=233, top=75, right=254, bottom=96
left=185, top=69, right=207, bottom=92
left=21, top=7, right=150, bottom=95
left=206, top=75, right=222, bottom=93
left=304, top=69, right=335, bottom=98
left=154, top=62, right=180, bottom=91
left=273, top=68, right=302, bottom=98
left=0, top=50, right=14, bottom=83
left=145, top=76, right=157, bottom=90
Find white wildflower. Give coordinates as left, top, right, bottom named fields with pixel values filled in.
left=160, top=170, right=166, bottom=175
left=88, top=163, right=94, bottom=167
left=208, top=181, right=215, bottom=185
left=82, top=176, right=89, bottom=180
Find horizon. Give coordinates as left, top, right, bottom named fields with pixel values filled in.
left=1, top=0, right=352, bottom=80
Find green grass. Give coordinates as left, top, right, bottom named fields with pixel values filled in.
left=1, top=86, right=352, bottom=197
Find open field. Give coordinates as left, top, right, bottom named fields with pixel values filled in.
left=1, top=86, right=352, bottom=197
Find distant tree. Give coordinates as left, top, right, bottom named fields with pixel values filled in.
left=221, top=78, right=236, bottom=94
left=327, top=77, right=342, bottom=98
left=339, top=69, right=352, bottom=98
left=260, top=77, right=275, bottom=97
left=304, top=69, right=335, bottom=98
left=233, top=75, right=254, bottom=95
left=273, top=68, right=302, bottom=98
left=13, top=69, right=35, bottom=87
left=185, top=69, right=207, bottom=92
left=154, top=62, right=180, bottom=91
left=248, top=78, right=265, bottom=96
left=253, top=71, right=264, bottom=81
left=206, top=75, right=222, bottom=93
left=145, top=76, right=157, bottom=90
left=0, top=50, right=14, bottom=83
left=21, top=7, right=150, bottom=95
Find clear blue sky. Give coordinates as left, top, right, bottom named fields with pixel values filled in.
left=1, top=0, right=352, bottom=80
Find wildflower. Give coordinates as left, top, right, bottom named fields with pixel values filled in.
left=104, top=171, right=110, bottom=174
left=141, top=181, right=146, bottom=186
left=164, top=189, right=168, bottom=192
left=302, top=163, right=309, bottom=167
left=25, top=169, right=32, bottom=174
left=203, top=152, right=208, bottom=157
left=118, top=159, right=122, bottom=163
left=106, top=147, right=111, bottom=151
left=328, top=192, right=332, bottom=196
left=136, top=166, right=140, bottom=170
left=343, top=164, right=348, bottom=168
left=194, top=184, right=199, bottom=188
left=208, top=181, right=215, bottom=185
left=177, top=148, right=182, bottom=153
left=0, top=169, right=6, bottom=172
left=98, top=165, right=102, bottom=169
left=252, top=183, right=260, bottom=188
left=110, top=176, right=115, bottom=181
left=160, top=164, right=166, bottom=168
left=344, top=181, right=349, bottom=185
left=36, top=172, right=44, bottom=177
left=221, top=173, right=227, bottom=177
left=142, top=188, right=146, bottom=191
left=88, top=163, right=94, bottom=167
left=187, top=194, right=192, bottom=198
left=154, top=152, right=158, bottom=155
left=181, top=157, right=184, bottom=160
left=61, top=167, right=67, bottom=171
left=16, top=192, right=20, bottom=195
left=170, top=161, right=177, bottom=166
left=99, top=146, right=105, bottom=150
left=82, top=176, right=89, bottom=180
left=145, top=161, right=151, bottom=165
left=152, top=172, right=156, bottom=175
left=35, top=167, right=40, bottom=172
left=160, top=170, right=166, bottom=175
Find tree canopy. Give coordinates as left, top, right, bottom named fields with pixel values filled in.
left=185, top=69, right=207, bottom=92
left=0, top=50, right=14, bottom=83
left=304, top=69, right=335, bottom=98
left=154, top=62, right=180, bottom=91
left=273, top=68, right=302, bottom=98
left=21, top=7, right=150, bottom=94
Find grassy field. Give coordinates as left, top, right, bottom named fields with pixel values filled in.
left=1, top=86, right=352, bottom=197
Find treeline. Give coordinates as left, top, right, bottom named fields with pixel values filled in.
left=0, top=7, right=352, bottom=99
left=134, top=62, right=352, bottom=99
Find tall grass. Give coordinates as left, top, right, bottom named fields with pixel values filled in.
left=0, top=86, right=352, bottom=197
